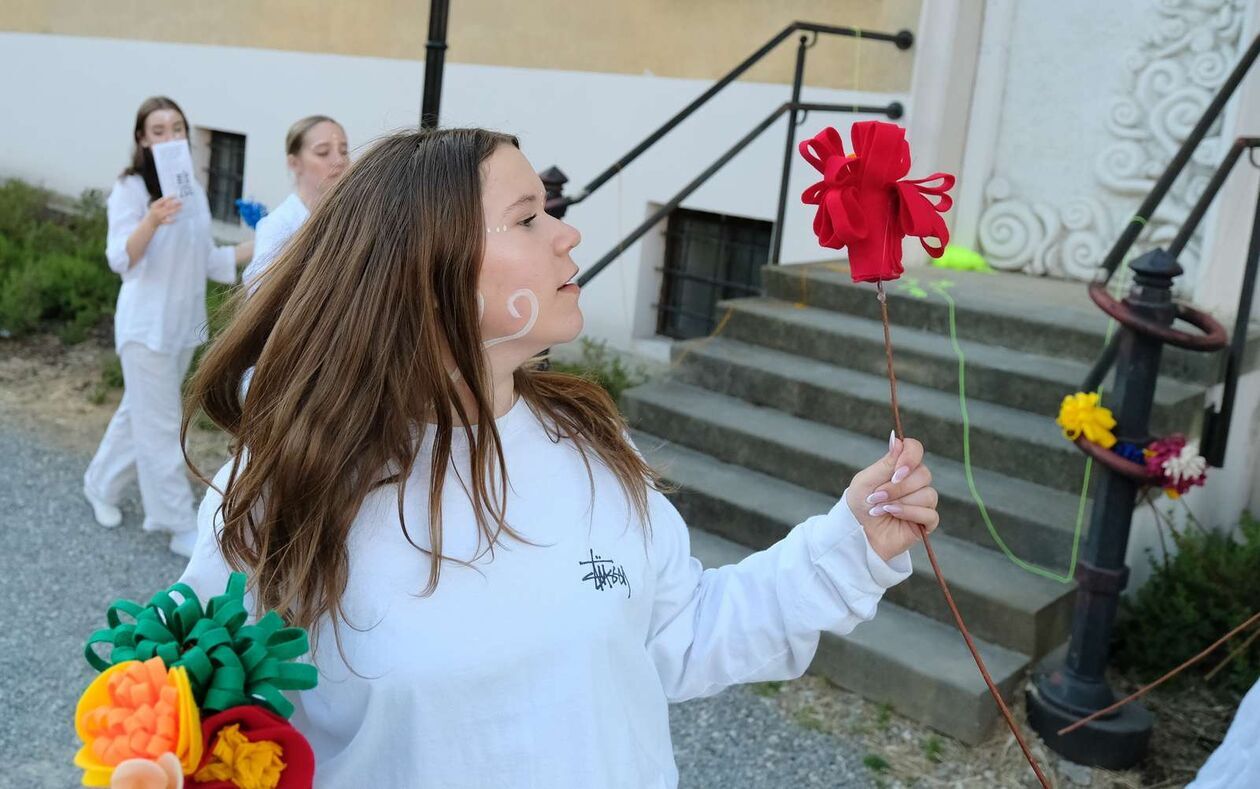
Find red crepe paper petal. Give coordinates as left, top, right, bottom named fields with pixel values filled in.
left=799, top=121, right=956, bottom=283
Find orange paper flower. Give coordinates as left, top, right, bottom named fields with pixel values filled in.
left=75, top=658, right=203, bottom=787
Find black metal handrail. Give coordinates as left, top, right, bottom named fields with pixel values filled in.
left=1082, top=136, right=1260, bottom=467
left=574, top=99, right=902, bottom=287
left=547, top=21, right=912, bottom=216
left=1184, top=138, right=1260, bottom=466
left=1094, top=34, right=1260, bottom=282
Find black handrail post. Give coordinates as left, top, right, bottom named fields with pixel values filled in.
left=769, top=36, right=810, bottom=266
left=540, top=166, right=570, bottom=219
left=1029, top=251, right=1188, bottom=769
left=1202, top=178, right=1260, bottom=466
left=420, top=0, right=450, bottom=129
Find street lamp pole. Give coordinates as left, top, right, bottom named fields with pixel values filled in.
left=420, top=0, right=450, bottom=129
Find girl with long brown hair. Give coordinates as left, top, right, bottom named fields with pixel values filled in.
left=178, top=127, right=940, bottom=788
left=83, top=96, right=252, bottom=557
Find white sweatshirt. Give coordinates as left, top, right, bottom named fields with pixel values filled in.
left=241, top=192, right=308, bottom=293
left=179, top=397, right=911, bottom=788
left=105, top=175, right=236, bottom=354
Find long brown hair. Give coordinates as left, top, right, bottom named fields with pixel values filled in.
left=122, top=96, right=190, bottom=181
left=184, top=128, right=661, bottom=638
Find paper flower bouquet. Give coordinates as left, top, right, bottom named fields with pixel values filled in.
left=76, top=573, right=318, bottom=788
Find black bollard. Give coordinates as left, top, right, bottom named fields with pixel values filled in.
left=1025, top=249, right=1186, bottom=768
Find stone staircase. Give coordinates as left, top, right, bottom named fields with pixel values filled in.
left=621, top=262, right=1214, bottom=744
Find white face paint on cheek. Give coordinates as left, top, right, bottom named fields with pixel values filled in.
left=481, top=288, right=540, bottom=349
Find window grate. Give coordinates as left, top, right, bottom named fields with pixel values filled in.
left=657, top=208, right=770, bottom=339
left=206, top=131, right=246, bottom=224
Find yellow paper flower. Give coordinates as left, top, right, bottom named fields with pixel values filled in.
left=193, top=724, right=286, bottom=789
left=74, top=658, right=202, bottom=787
left=1056, top=392, right=1117, bottom=448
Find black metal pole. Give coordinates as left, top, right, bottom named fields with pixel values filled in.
left=1028, top=250, right=1187, bottom=769
left=420, top=0, right=450, bottom=129
left=769, top=36, right=810, bottom=266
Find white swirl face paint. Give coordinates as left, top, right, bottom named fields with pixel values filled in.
left=481, top=288, right=540, bottom=349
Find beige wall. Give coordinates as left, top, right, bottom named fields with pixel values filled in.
left=1, top=0, right=919, bottom=90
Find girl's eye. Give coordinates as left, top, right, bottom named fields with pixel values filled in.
left=521, top=214, right=537, bottom=228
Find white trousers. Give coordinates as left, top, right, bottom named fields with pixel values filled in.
left=84, top=343, right=196, bottom=533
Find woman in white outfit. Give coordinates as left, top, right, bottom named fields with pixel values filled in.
left=178, top=129, right=942, bottom=787
left=241, top=115, right=348, bottom=292
left=83, top=96, right=252, bottom=557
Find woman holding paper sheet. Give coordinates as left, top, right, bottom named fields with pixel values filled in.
left=242, top=115, right=349, bottom=292
left=83, top=96, right=252, bottom=557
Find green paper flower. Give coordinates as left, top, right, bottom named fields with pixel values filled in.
left=83, top=572, right=317, bottom=719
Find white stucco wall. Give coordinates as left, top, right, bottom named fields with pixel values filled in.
left=0, top=31, right=909, bottom=361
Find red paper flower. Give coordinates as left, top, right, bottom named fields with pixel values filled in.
left=190, top=706, right=314, bottom=789
left=799, top=121, right=955, bottom=283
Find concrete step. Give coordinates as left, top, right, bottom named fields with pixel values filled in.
left=625, top=381, right=1083, bottom=569
left=682, top=505, right=1030, bottom=746
left=763, top=262, right=1228, bottom=385
left=635, top=429, right=1074, bottom=659
left=720, top=297, right=1205, bottom=436
left=669, top=336, right=1090, bottom=493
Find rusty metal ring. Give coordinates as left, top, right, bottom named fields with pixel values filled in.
left=1088, top=281, right=1228, bottom=352
left=1073, top=436, right=1154, bottom=483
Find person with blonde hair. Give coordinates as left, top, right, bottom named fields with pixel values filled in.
left=241, top=115, right=348, bottom=291
left=179, top=127, right=940, bottom=787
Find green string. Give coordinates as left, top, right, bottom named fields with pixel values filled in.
left=917, top=268, right=1135, bottom=583
left=929, top=281, right=1085, bottom=583
left=83, top=572, right=317, bottom=719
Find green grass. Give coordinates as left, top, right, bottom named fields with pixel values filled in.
left=862, top=753, right=891, bottom=773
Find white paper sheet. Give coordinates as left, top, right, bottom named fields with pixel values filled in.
left=150, top=139, right=198, bottom=208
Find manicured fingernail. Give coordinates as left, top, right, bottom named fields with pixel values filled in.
left=889, top=430, right=896, bottom=453
left=866, top=490, right=889, bottom=505
left=868, top=505, right=887, bottom=517
left=883, top=504, right=903, bottom=515
left=892, top=466, right=910, bottom=484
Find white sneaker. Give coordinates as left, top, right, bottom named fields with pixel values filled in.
left=84, top=487, right=122, bottom=529
left=168, top=529, right=198, bottom=558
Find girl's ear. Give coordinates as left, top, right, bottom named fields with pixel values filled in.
left=287, top=153, right=301, bottom=175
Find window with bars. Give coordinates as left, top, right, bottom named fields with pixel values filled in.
left=656, top=208, right=771, bottom=339
left=206, top=130, right=246, bottom=224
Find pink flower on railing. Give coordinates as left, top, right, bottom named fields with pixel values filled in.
left=1144, top=434, right=1208, bottom=498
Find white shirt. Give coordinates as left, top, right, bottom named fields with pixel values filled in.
left=105, top=175, right=236, bottom=354
left=1188, top=678, right=1260, bottom=787
left=242, top=192, right=309, bottom=293
left=180, top=397, right=911, bottom=789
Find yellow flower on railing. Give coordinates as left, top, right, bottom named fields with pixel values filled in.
left=1056, top=392, right=1117, bottom=448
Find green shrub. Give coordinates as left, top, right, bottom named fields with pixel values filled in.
left=550, top=338, right=647, bottom=403
left=0, top=179, right=116, bottom=342
left=1114, top=513, right=1260, bottom=696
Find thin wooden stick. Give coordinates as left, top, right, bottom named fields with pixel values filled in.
left=1058, top=609, right=1260, bottom=735
left=1204, top=625, right=1260, bottom=682
left=875, top=281, right=1051, bottom=788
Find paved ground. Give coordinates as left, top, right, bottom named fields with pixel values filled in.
left=0, top=421, right=871, bottom=789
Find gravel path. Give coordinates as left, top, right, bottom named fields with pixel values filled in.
left=0, top=421, right=871, bottom=789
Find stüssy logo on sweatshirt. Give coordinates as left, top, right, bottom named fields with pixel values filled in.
left=578, top=549, right=631, bottom=598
